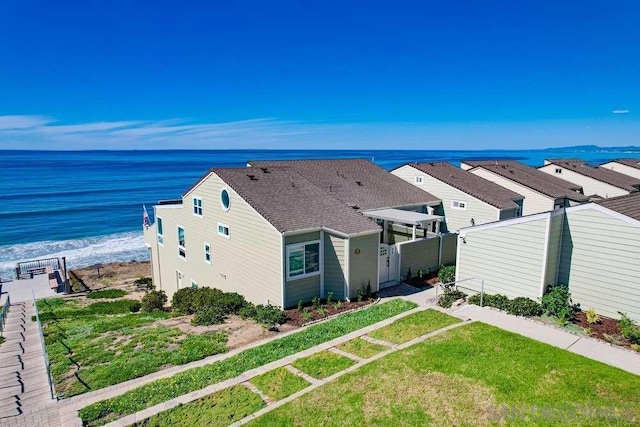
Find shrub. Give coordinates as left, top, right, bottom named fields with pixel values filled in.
left=141, top=290, right=167, bottom=313
left=192, top=306, right=226, bottom=326
left=217, top=292, right=248, bottom=315
left=507, top=297, right=542, bottom=317
left=438, top=265, right=456, bottom=284
left=326, top=292, right=333, bottom=306
left=541, top=284, right=578, bottom=319
left=437, top=289, right=466, bottom=308
left=252, top=305, right=287, bottom=330
left=618, top=312, right=640, bottom=344
left=485, top=294, right=510, bottom=311
left=129, top=301, right=141, bottom=313
left=171, top=287, right=200, bottom=314
left=87, top=289, right=126, bottom=299
left=171, top=288, right=247, bottom=316
left=467, top=293, right=482, bottom=306
left=585, top=308, right=600, bottom=324
left=134, top=277, right=153, bottom=290
left=311, top=296, right=321, bottom=310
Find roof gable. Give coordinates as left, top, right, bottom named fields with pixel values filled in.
left=545, top=159, right=640, bottom=192
left=594, top=192, right=640, bottom=223
left=405, top=162, right=523, bottom=209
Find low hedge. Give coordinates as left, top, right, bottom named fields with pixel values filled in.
left=79, top=299, right=417, bottom=426
left=468, top=293, right=542, bottom=317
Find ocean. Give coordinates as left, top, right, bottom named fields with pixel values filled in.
left=1, top=147, right=639, bottom=280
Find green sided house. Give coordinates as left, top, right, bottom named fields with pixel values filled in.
left=144, top=159, right=453, bottom=308
left=455, top=192, right=640, bottom=321
left=461, top=160, right=589, bottom=215
left=391, top=162, right=524, bottom=232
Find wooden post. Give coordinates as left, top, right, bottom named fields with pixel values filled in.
left=62, top=257, right=70, bottom=294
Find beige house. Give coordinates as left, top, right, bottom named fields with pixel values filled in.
left=392, top=162, right=524, bottom=232
left=539, top=159, right=640, bottom=199
left=461, top=160, right=588, bottom=215
left=145, top=159, right=450, bottom=308
left=600, top=158, right=640, bottom=180
left=455, top=192, right=640, bottom=321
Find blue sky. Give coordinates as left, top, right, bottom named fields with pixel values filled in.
left=1, top=1, right=638, bottom=150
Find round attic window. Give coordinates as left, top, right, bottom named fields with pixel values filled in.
left=220, top=188, right=230, bottom=211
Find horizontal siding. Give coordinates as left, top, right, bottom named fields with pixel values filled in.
left=457, top=217, right=548, bottom=299
left=558, top=208, right=640, bottom=321
left=324, top=233, right=346, bottom=300
left=471, top=168, right=554, bottom=215
left=285, top=231, right=321, bottom=246
left=285, top=275, right=320, bottom=308
left=152, top=174, right=283, bottom=306
left=392, top=165, right=500, bottom=232
left=544, top=213, right=563, bottom=290
left=348, top=233, right=379, bottom=298
left=600, top=162, right=640, bottom=180
left=539, top=165, right=629, bottom=198
left=398, top=238, right=440, bottom=278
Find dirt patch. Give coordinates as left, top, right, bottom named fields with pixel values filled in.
left=572, top=311, right=637, bottom=350
left=71, top=261, right=151, bottom=291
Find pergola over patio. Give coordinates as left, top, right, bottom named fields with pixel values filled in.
left=362, top=208, right=444, bottom=240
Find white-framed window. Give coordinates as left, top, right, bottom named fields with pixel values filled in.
left=157, top=217, right=164, bottom=245
left=191, top=280, right=198, bottom=288
left=193, top=197, right=203, bottom=217
left=555, top=168, right=562, bottom=174
left=217, top=223, right=230, bottom=238
left=220, top=188, right=231, bottom=211
left=414, top=176, right=423, bottom=184
left=286, top=240, right=320, bottom=280
left=451, top=200, right=467, bottom=210
left=177, top=226, right=186, bottom=258
left=204, top=242, right=211, bottom=264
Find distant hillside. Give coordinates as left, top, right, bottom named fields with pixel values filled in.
left=544, top=145, right=640, bottom=152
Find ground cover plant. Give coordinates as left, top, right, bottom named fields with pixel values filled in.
left=291, top=351, right=355, bottom=379
left=79, top=299, right=417, bottom=426
left=284, top=291, right=377, bottom=326
left=250, top=322, right=640, bottom=426
left=86, top=289, right=127, bottom=299
left=38, top=298, right=228, bottom=397
left=368, top=309, right=461, bottom=344
left=336, top=338, right=388, bottom=359
left=250, top=367, right=310, bottom=400
left=134, top=385, right=265, bottom=427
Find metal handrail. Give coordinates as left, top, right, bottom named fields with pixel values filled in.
left=15, top=258, right=61, bottom=279
left=0, top=294, right=10, bottom=337
left=32, top=290, right=56, bottom=400
left=436, top=277, right=486, bottom=307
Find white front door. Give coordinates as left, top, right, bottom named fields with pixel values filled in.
left=378, top=244, right=399, bottom=288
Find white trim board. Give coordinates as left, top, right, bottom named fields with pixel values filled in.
left=459, top=208, right=563, bottom=236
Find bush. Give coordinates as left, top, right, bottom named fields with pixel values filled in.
left=171, top=288, right=247, bottom=316
left=618, top=312, right=640, bottom=344
left=585, top=308, right=600, bottom=324
left=87, top=289, right=127, bottom=299
left=134, top=277, right=153, bottom=290
left=141, top=290, right=167, bottom=313
left=192, top=306, right=226, bottom=326
left=507, top=297, right=542, bottom=317
left=171, top=287, right=200, bottom=314
left=485, top=294, right=510, bottom=311
left=239, top=304, right=287, bottom=330
left=467, top=293, right=482, bottom=306
left=129, top=301, right=141, bottom=313
left=438, top=265, right=456, bottom=284
left=437, top=289, right=466, bottom=308
left=541, top=284, right=577, bottom=318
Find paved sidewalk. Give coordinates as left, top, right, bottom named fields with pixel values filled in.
left=0, top=301, right=60, bottom=427
left=453, top=304, right=640, bottom=376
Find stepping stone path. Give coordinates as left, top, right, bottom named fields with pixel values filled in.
left=0, top=301, right=60, bottom=427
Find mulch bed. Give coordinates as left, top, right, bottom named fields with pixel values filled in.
left=572, top=311, right=636, bottom=350
left=284, top=297, right=377, bottom=327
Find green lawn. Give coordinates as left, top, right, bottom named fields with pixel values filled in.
left=134, top=385, right=265, bottom=427
left=368, top=308, right=461, bottom=344
left=250, top=322, right=640, bottom=426
left=79, top=299, right=416, bottom=426
left=337, top=337, right=388, bottom=358
left=87, top=289, right=127, bottom=299
left=38, top=298, right=228, bottom=397
left=292, top=351, right=356, bottom=379
left=251, top=367, right=310, bottom=400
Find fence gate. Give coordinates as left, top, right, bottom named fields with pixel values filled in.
left=378, top=244, right=399, bottom=288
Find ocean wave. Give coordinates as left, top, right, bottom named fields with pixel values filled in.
left=0, top=231, right=149, bottom=281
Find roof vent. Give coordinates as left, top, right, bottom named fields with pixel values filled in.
left=247, top=174, right=258, bottom=181
left=351, top=205, right=359, bottom=210
left=356, top=181, right=362, bottom=186
left=260, top=167, right=270, bottom=173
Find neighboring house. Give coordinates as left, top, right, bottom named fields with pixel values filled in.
left=391, top=162, right=524, bottom=232
left=461, top=160, right=588, bottom=215
left=600, top=158, right=640, bottom=180
left=145, top=159, right=451, bottom=308
left=539, top=159, right=640, bottom=199
left=455, top=192, right=640, bottom=322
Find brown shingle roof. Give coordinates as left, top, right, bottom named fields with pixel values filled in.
left=407, top=162, right=523, bottom=209
left=463, top=160, right=589, bottom=202
left=248, top=159, right=440, bottom=210
left=608, top=158, right=640, bottom=171
left=545, top=159, right=640, bottom=193
left=211, top=167, right=380, bottom=234
left=596, top=192, right=640, bottom=222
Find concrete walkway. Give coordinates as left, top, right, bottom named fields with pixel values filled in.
left=453, top=304, right=640, bottom=376
left=0, top=301, right=60, bottom=427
